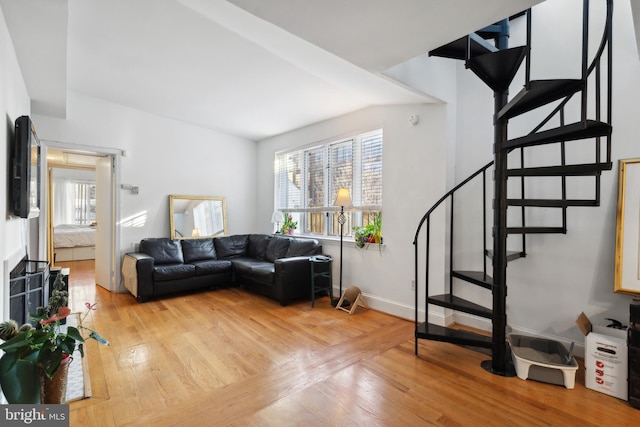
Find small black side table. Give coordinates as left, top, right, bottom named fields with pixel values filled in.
left=309, top=255, right=332, bottom=307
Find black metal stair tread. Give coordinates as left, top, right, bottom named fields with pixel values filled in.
left=415, top=322, right=492, bottom=348
left=429, top=33, right=497, bottom=60
left=507, top=198, right=599, bottom=207
left=452, top=270, right=493, bottom=290
left=507, top=162, right=613, bottom=177
left=428, top=294, right=493, bottom=319
left=497, top=79, right=584, bottom=121
left=503, top=120, right=611, bottom=150
left=507, top=226, right=565, bottom=234
left=467, top=46, right=527, bottom=92
left=485, top=250, right=526, bottom=262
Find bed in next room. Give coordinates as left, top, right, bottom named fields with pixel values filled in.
left=53, top=224, right=96, bottom=261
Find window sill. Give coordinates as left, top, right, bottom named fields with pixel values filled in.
left=294, top=235, right=385, bottom=251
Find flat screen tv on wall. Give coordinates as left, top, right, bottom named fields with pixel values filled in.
left=11, top=115, right=40, bottom=218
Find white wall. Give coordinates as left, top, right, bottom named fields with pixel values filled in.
left=257, top=104, right=449, bottom=319
left=33, top=91, right=258, bottom=291
left=0, top=6, right=32, bottom=322
left=385, top=54, right=459, bottom=191
left=451, top=0, right=639, bottom=353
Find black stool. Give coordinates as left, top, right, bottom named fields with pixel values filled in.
left=309, top=255, right=332, bottom=307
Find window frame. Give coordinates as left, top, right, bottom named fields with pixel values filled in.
left=274, top=129, right=383, bottom=240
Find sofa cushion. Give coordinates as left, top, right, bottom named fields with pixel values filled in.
left=249, top=263, right=275, bottom=282
left=214, top=235, right=249, bottom=259
left=265, top=235, right=291, bottom=262
left=153, top=264, right=195, bottom=281
left=231, top=258, right=260, bottom=274
left=232, top=258, right=275, bottom=283
left=140, top=238, right=184, bottom=265
left=248, top=234, right=271, bottom=260
left=285, top=238, right=320, bottom=257
left=181, top=239, right=217, bottom=263
left=191, top=259, right=232, bottom=276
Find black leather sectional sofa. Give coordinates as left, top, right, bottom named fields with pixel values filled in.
left=122, top=234, right=323, bottom=305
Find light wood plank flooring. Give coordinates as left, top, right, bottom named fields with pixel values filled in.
left=59, top=260, right=637, bottom=426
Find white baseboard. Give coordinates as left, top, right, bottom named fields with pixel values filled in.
left=358, top=293, right=585, bottom=359
left=360, top=293, right=452, bottom=325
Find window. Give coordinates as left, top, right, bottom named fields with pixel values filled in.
left=274, top=129, right=383, bottom=239
left=72, top=182, right=96, bottom=225
left=53, top=180, right=96, bottom=226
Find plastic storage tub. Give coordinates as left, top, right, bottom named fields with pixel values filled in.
left=508, top=334, right=578, bottom=389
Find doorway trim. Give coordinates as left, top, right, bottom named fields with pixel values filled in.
left=41, top=140, right=122, bottom=293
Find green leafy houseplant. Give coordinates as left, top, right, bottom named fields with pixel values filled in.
left=352, top=212, right=382, bottom=249
left=42, top=272, right=69, bottom=323
left=0, top=303, right=109, bottom=379
left=281, top=213, right=298, bottom=234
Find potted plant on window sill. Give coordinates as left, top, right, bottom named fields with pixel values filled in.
left=353, top=212, right=382, bottom=249
left=281, top=213, right=298, bottom=235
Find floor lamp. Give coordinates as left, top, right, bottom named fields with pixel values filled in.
left=332, top=188, right=352, bottom=307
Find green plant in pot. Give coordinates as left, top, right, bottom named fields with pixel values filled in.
left=352, top=212, right=382, bottom=249
left=281, top=213, right=298, bottom=234
left=45, top=272, right=69, bottom=324
left=0, top=320, right=39, bottom=403
left=0, top=303, right=109, bottom=403
left=0, top=271, right=73, bottom=403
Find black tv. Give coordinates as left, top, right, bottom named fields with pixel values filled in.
left=11, top=115, right=40, bottom=218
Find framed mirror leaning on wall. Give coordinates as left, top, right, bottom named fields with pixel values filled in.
left=614, top=158, right=640, bottom=296
left=169, top=195, right=227, bottom=240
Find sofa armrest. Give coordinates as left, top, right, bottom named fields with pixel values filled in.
left=122, top=252, right=154, bottom=302
left=273, top=256, right=314, bottom=305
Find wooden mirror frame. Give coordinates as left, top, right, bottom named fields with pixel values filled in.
left=169, top=195, right=227, bottom=240
left=614, top=158, right=640, bottom=295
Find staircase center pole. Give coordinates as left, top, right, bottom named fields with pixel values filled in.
left=484, top=25, right=514, bottom=376
left=485, top=90, right=510, bottom=376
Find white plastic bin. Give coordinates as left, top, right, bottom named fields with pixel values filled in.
left=508, top=334, right=578, bottom=389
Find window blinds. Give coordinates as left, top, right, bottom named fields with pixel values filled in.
left=274, top=129, right=382, bottom=213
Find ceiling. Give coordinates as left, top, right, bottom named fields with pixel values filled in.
left=2, top=0, right=554, bottom=141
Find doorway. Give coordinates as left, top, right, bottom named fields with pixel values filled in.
left=45, top=146, right=118, bottom=292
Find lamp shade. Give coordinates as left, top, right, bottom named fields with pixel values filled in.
left=333, top=188, right=353, bottom=208
left=271, top=211, right=281, bottom=223
left=191, top=228, right=200, bottom=237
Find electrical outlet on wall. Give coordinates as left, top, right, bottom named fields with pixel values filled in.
left=410, top=279, right=415, bottom=290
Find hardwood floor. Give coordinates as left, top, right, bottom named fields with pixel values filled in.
left=58, top=260, right=637, bottom=426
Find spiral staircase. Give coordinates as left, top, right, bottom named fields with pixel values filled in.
left=413, top=0, right=614, bottom=375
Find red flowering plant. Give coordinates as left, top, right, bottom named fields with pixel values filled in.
left=0, top=302, right=109, bottom=379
